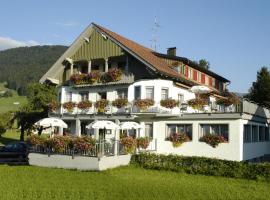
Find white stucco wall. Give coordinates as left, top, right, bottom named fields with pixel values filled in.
left=147, top=119, right=243, bottom=161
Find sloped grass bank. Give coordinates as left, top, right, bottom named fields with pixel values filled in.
left=0, top=165, right=269, bottom=200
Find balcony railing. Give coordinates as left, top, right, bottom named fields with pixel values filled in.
left=51, top=101, right=244, bottom=116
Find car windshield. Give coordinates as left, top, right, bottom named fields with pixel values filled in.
left=5, top=143, right=24, bottom=150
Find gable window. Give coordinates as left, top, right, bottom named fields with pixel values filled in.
left=161, top=88, right=169, bottom=100
left=166, top=124, right=192, bottom=140
left=65, top=92, right=72, bottom=102
left=145, top=123, right=153, bottom=139
left=117, top=89, right=128, bottom=99
left=244, top=125, right=252, bottom=143
left=200, top=124, right=229, bottom=141
left=79, top=92, right=88, bottom=101
left=146, top=86, right=154, bottom=99
left=134, top=86, right=141, bottom=100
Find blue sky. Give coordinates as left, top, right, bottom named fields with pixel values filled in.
left=0, top=0, right=269, bottom=92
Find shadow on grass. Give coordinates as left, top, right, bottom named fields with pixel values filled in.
left=0, top=135, right=20, bottom=146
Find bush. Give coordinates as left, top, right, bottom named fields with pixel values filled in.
left=74, top=136, right=96, bottom=152
left=131, top=153, right=270, bottom=181
left=45, top=136, right=71, bottom=153
left=27, top=134, right=47, bottom=146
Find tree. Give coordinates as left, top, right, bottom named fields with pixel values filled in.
left=17, top=83, right=57, bottom=140
left=199, top=59, right=210, bottom=70
left=246, top=67, right=270, bottom=107
left=0, top=112, right=14, bottom=137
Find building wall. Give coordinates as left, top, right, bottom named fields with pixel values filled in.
left=241, top=119, right=270, bottom=160
left=138, top=118, right=243, bottom=161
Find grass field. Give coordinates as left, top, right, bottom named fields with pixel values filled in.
left=0, top=165, right=269, bottom=200
left=0, top=82, right=27, bottom=113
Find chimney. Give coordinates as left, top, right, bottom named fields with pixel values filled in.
left=167, top=47, right=176, bottom=56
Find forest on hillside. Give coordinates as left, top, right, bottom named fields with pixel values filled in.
left=0, top=45, right=67, bottom=95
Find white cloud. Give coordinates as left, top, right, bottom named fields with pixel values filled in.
left=0, top=36, right=40, bottom=51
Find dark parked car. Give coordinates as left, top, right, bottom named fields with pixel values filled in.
left=0, top=142, right=29, bottom=164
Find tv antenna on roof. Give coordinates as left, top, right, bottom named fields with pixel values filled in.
left=150, top=16, right=161, bottom=51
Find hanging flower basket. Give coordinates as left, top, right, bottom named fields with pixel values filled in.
left=120, top=136, right=137, bottom=154
left=136, top=137, right=150, bottom=149
left=63, top=102, right=76, bottom=112
left=199, top=134, right=227, bottom=148
left=77, top=100, right=92, bottom=111
left=134, top=99, right=155, bottom=111
left=160, top=99, right=179, bottom=109
left=95, top=99, right=109, bottom=113
left=112, top=98, right=128, bottom=108
left=168, top=132, right=190, bottom=147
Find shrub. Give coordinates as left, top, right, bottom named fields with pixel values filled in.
left=77, top=100, right=92, bottom=111
left=63, top=102, right=76, bottom=112
left=134, top=99, right=155, bottom=111
left=168, top=132, right=190, bottom=147
left=112, top=98, right=128, bottom=108
left=160, top=99, right=179, bottom=109
left=131, top=153, right=270, bottom=181
left=120, top=136, right=137, bottom=154
left=136, top=137, right=150, bottom=149
left=45, top=136, right=70, bottom=153
left=200, top=134, right=227, bottom=148
left=27, top=135, right=47, bottom=146
left=74, top=136, right=96, bottom=151
left=95, top=99, right=109, bottom=113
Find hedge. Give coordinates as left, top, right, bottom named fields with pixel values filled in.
left=131, top=153, right=270, bottom=181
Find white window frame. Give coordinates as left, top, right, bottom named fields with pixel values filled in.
left=145, top=86, right=154, bottom=99
left=200, top=124, right=229, bottom=141
left=65, top=92, right=72, bottom=102
left=161, top=88, right=169, bottom=100
left=188, top=68, right=193, bottom=79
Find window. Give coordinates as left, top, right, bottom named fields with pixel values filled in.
left=166, top=124, right=192, bottom=140
left=98, top=92, right=107, bottom=100
left=58, top=92, right=62, bottom=102
left=79, top=92, right=88, bottom=101
left=146, top=86, right=154, bottom=99
left=188, top=68, right=193, bottom=79
left=200, top=124, right=229, bottom=141
left=145, top=123, right=153, bottom=138
left=117, top=89, right=128, bottom=99
left=259, top=126, right=265, bottom=142
left=180, top=65, right=185, bottom=75
left=244, top=125, right=252, bottom=143
left=65, top=92, right=72, bottom=102
left=178, top=94, right=184, bottom=104
left=161, top=88, right=169, bottom=100
left=265, top=127, right=270, bottom=141
left=134, top=86, right=141, bottom=100
left=252, top=125, right=258, bottom=142
left=198, top=72, right=201, bottom=82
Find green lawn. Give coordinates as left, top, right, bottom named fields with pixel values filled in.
left=0, top=165, right=269, bottom=200
left=0, top=82, right=27, bottom=113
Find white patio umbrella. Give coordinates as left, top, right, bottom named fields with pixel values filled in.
left=34, top=117, right=68, bottom=128
left=190, top=85, right=211, bottom=94
left=119, top=121, right=143, bottom=130
left=86, top=120, right=120, bottom=130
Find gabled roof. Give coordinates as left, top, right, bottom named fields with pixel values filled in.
left=40, top=22, right=230, bottom=87
left=92, top=23, right=230, bottom=84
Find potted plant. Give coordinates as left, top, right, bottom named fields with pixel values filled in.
left=120, top=136, right=136, bottom=154
left=168, top=132, right=190, bottom=147
left=112, top=98, right=128, bottom=108
left=160, top=99, right=179, bottom=109
left=134, top=99, right=155, bottom=111
left=199, top=134, right=227, bottom=148
left=77, top=100, right=92, bottom=112
left=136, top=137, right=150, bottom=149
left=63, top=102, right=76, bottom=112
left=187, top=98, right=208, bottom=110
left=95, top=99, right=109, bottom=113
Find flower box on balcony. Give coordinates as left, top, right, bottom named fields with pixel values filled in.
left=95, top=99, right=109, bottom=113
left=77, top=100, right=93, bottom=112
left=187, top=98, right=208, bottom=110
left=160, top=99, right=179, bottom=109
left=48, top=101, right=60, bottom=113
left=63, top=102, right=76, bottom=113
left=168, top=132, right=190, bottom=147
left=112, top=98, right=128, bottom=108
left=134, top=99, right=155, bottom=111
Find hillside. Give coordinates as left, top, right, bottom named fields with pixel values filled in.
left=0, top=45, right=68, bottom=95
